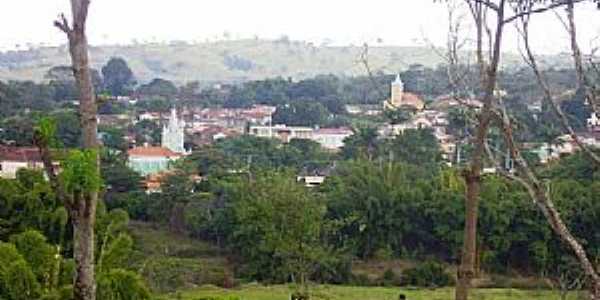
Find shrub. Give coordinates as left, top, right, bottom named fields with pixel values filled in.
left=97, top=268, right=151, bottom=300
left=291, top=291, right=310, bottom=300
left=381, top=268, right=401, bottom=286
left=402, top=261, right=454, bottom=287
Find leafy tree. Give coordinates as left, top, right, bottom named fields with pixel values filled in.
left=137, top=78, right=178, bottom=99
left=389, top=128, right=442, bottom=168
left=226, top=171, right=326, bottom=283
left=384, top=107, right=414, bottom=125
left=46, top=65, right=103, bottom=101
left=98, top=126, right=127, bottom=151
left=341, top=126, right=380, bottom=160
left=10, top=230, right=57, bottom=289
left=132, top=119, right=162, bottom=145
left=101, top=57, right=135, bottom=96
left=273, top=101, right=330, bottom=127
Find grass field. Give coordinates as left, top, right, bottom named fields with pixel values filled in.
left=159, top=284, right=580, bottom=300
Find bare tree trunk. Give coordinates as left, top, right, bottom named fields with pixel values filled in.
left=456, top=2, right=506, bottom=300
left=55, top=1, right=99, bottom=299
left=72, top=198, right=97, bottom=300
left=565, top=0, right=599, bottom=112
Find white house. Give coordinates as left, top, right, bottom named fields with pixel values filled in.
left=127, top=146, right=182, bottom=176
left=311, top=127, right=353, bottom=151
left=0, top=146, right=46, bottom=179
left=249, top=125, right=314, bottom=143
left=128, top=109, right=187, bottom=176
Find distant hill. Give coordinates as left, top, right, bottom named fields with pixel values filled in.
left=0, top=39, right=571, bottom=85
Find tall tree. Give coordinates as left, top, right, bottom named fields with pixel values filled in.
left=101, top=57, right=135, bottom=96
left=455, top=2, right=502, bottom=298
left=52, top=1, right=100, bottom=299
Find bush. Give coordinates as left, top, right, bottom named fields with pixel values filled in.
left=141, top=257, right=226, bottom=293
left=402, top=261, right=454, bottom=287
left=97, top=268, right=151, bottom=300
left=291, top=291, right=310, bottom=300
left=311, top=254, right=352, bottom=284
left=381, top=268, right=401, bottom=286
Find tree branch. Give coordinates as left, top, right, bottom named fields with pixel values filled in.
left=503, top=0, right=586, bottom=24
left=517, top=8, right=600, bottom=166
left=53, top=13, right=71, bottom=34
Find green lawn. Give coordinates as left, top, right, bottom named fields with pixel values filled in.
left=160, top=284, right=578, bottom=300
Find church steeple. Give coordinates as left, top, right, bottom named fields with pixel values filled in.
left=390, top=73, right=404, bottom=107
left=161, top=108, right=185, bottom=153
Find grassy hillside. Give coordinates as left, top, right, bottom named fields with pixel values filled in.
left=128, top=221, right=232, bottom=293
left=0, top=39, right=534, bottom=85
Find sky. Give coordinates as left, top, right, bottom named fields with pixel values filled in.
left=1, top=0, right=599, bottom=54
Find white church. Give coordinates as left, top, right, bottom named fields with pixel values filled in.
left=128, top=108, right=188, bottom=176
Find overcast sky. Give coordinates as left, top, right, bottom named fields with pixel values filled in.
left=1, top=0, right=599, bottom=54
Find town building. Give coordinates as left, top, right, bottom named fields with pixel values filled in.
left=383, top=74, right=425, bottom=111
left=311, top=127, right=354, bottom=151
left=162, top=108, right=186, bottom=153
left=127, top=146, right=182, bottom=176
left=249, top=125, right=354, bottom=150
left=128, top=108, right=187, bottom=176
left=249, top=125, right=314, bottom=143
left=0, top=146, right=47, bottom=179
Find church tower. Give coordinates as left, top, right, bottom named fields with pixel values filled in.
left=390, top=73, right=404, bottom=107
left=161, top=108, right=186, bottom=153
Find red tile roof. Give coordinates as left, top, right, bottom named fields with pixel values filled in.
left=0, top=146, right=42, bottom=162
left=127, top=146, right=182, bottom=157
left=402, top=92, right=425, bottom=109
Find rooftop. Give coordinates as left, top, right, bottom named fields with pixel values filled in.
left=0, top=146, right=42, bottom=162
left=127, top=146, right=182, bottom=157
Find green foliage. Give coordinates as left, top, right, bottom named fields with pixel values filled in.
left=341, top=126, right=380, bottom=160
left=10, top=230, right=57, bottom=288
left=272, top=102, right=330, bottom=127
left=0, top=242, right=24, bottom=296
left=389, top=128, right=442, bottom=168
left=384, top=108, right=413, bottom=125
left=137, top=78, right=178, bottom=99
left=96, top=208, right=132, bottom=272
left=402, top=261, right=453, bottom=287
left=100, top=233, right=134, bottom=272
left=187, top=136, right=331, bottom=176
left=102, top=57, right=136, bottom=96
left=140, top=256, right=227, bottom=293
left=225, top=171, right=327, bottom=283
left=60, top=149, right=102, bottom=194
left=0, top=171, right=65, bottom=244
left=51, top=110, right=83, bottom=148
left=3, top=260, right=42, bottom=300
left=35, top=117, right=60, bottom=148
left=97, top=268, right=151, bottom=300
left=99, top=126, right=127, bottom=151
